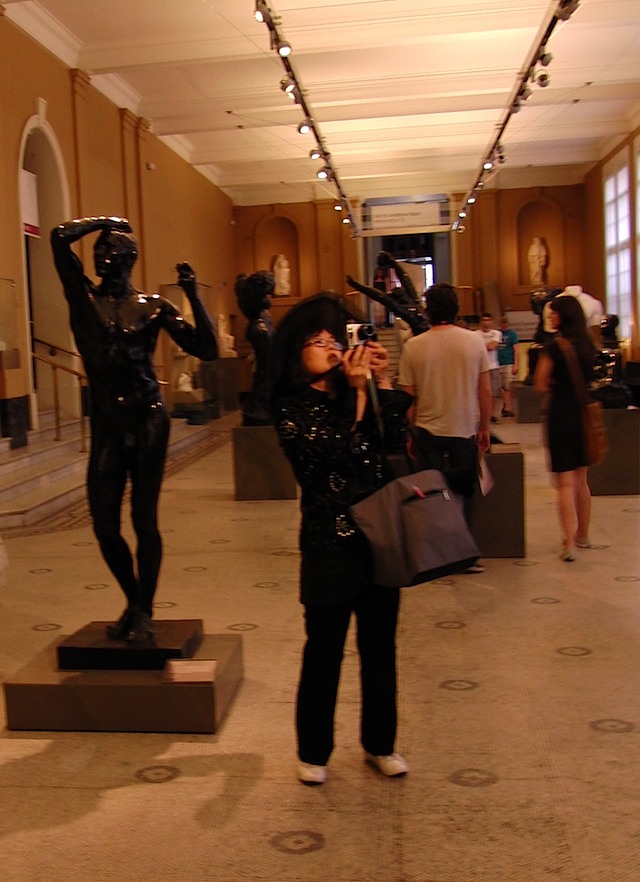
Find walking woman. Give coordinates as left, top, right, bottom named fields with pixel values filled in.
left=535, top=295, right=596, bottom=561
left=271, top=295, right=412, bottom=784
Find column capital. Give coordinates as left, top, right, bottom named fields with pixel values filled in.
left=70, top=68, right=92, bottom=98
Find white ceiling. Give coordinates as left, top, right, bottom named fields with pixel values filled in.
left=6, top=0, right=640, bottom=216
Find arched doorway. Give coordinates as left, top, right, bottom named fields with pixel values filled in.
left=19, top=115, right=74, bottom=429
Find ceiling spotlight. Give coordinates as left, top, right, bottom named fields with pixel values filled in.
left=342, top=217, right=351, bottom=225
left=536, top=71, right=550, bottom=88
left=457, top=225, right=466, bottom=234
left=458, top=210, right=467, bottom=219
left=254, top=0, right=267, bottom=23
left=280, top=75, right=295, bottom=95
left=276, top=39, right=292, bottom=57
left=476, top=180, right=484, bottom=189
left=519, top=84, right=532, bottom=101
left=512, top=97, right=522, bottom=113
left=309, top=147, right=323, bottom=160
left=467, top=196, right=476, bottom=204
left=538, top=49, right=553, bottom=66
left=555, top=0, right=580, bottom=21
left=483, top=159, right=494, bottom=171
left=334, top=203, right=343, bottom=211
left=316, top=165, right=332, bottom=180
left=297, top=119, right=312, bottom=135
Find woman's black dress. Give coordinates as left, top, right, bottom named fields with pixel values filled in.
left=545, top=337, right=593, bottom=473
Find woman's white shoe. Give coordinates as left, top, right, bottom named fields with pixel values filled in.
left=365, top=752, right=408, bottom=777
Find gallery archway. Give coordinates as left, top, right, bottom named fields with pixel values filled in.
left=19, top=113, right=74, bottom=429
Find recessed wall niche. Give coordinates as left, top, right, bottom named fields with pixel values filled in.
left=517, top=197, right=563, bottom=289
left=253, top=215, right=300, bottom=300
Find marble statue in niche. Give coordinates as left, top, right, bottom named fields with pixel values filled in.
left=527, top=237, right=548, bottom=287
left=272, top=253, right=291, bottom=297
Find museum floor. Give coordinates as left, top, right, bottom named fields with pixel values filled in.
left=0, top=411, right=639, bottom=882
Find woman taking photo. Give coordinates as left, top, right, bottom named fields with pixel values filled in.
left=535, top=295, right=596, bottom=561
left=271, top=295, right=412, bottom=785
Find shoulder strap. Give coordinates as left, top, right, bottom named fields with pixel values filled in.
left=556, top=337, right=589, bottom=407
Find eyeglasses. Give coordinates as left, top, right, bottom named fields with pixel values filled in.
left=303, top=338, right=345, bottom=351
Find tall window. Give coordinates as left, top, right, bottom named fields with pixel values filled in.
left=604, top=154, right=632, bottom=341
left=636, top=138, right=640, bottom=333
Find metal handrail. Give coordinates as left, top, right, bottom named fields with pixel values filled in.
left=33, top=337, right=82, bottom=360
left=33, top=353, right=88, bottom=452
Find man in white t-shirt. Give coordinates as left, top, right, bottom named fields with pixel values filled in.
left=397, top=283, right=491, bottom=574
left=475, top=313, right=502, bottom=422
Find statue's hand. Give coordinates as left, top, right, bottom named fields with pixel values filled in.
left=100, top=216, right=131, bottom=233
left=176, top=262, right=196, bottom=290
left=376, top=250, right=396, bottom=269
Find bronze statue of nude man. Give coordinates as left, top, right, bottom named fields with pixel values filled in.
left=51, top=216, right=218, bottom=642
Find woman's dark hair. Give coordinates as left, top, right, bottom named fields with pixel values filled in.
left=425, top=283, right=458, bottom=324
left=550, top=295, right=596, bottom=362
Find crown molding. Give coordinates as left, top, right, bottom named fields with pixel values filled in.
left=4, top=0, right=80, bottom=67
left=89, top=73, right=142, bottom=115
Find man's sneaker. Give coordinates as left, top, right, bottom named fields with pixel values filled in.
left=365, top=752, right=408, bottom=777
left=297, top=762, right=327, bottom=785
left=463, top=563, right=485, bottom=574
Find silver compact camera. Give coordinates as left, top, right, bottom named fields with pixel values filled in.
left=346, top=322, right=377, bottom=349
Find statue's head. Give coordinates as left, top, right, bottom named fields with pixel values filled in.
left=94, top=229, right=138, bottom=278
left=235, top=271, right=275, bottom=318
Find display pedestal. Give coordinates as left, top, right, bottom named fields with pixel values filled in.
left=198, top=360, right=240, bottom=415
left=589, top=409, right=640, bottom=495
left=3, top=626, right=243, bottom=734
left=467, top=444, right=525, bottom=557
left=514, top=383, right=543, bottom=423
left=232, top=425, right=297, bottom=500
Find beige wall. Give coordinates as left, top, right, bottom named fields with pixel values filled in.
left=454, top=184, right=591, bottom=315
left=0, top=11, right=236, bottom=414
left=232, top=201, right=360, bottom=338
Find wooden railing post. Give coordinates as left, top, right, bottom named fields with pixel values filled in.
left=32, top=351, right=87, bottom=449
left=51, top=366, right=61, bottom=441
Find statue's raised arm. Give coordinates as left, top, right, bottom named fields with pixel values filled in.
left=346, top=273, right=429, bottom=338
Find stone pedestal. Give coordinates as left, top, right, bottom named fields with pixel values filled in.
left=467, top=444, right=525, bottom=557
left=515, top=383, right=543, bottom=423
left=198, top=360, right=240, bottom=414
left=589, top=409, right=640, bottom=496
left=232, top=425, right=297, bottom=500
left=3, top=633, right=242, bottom=734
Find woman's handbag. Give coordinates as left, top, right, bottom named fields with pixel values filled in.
left=557, top=337, right=608, bottom=466
left=350, top=469, right=480, bottom=588
left=582, top=400, right=608, bottom=466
